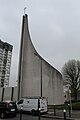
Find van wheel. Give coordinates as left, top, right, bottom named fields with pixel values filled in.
left=1, top=112, right=5, bottom=119
left=31, top=110, right=36, bottom=115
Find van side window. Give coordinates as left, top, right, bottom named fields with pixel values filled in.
left=17, top=100, right=23, bottom=104
left=27, top=101, right=29, bottom=103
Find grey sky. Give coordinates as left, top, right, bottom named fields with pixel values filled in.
left=0, top=0, right=80, bottom=86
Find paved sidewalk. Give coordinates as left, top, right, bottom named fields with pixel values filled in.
left=42, top=110, right=80, bottom=120
left=42, top=114, right=74, bottom=120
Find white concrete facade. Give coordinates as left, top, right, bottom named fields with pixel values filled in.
left=0, top=41, right=13, bottom=87
left=17, top=14, right=64, bottom=105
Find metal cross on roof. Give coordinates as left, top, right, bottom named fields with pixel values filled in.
left=24, top=7, right=27, bottom=15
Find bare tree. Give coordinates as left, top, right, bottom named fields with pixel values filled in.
left=62, top=59, right=80, bottom=101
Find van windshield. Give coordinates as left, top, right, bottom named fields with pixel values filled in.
left=17, top=100, right=23, bottom=104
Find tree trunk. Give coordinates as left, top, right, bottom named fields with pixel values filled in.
left=74, top=90, right=77, bottom=101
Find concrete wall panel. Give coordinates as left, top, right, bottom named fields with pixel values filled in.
left=13, top=87, right=17, bottom=101
left=0, top=88, right=2, bottom=101
left=3, top=87, right=12, bottom=100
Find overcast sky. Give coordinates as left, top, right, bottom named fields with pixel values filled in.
left=0, top=0, right=80, bottom=86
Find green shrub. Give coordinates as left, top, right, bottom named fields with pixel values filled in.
left=48, top=102, right=80, bottom=110
left=48, top=104, right=68, bottom=110
left=72, top=102, right=80, bottom=110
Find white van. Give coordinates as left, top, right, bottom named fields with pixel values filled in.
left=17, top=97, right=48, bottom=115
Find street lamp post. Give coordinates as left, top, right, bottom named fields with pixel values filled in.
left=34, top=53, right=42, bottom=97
left=40, top=59, right=42, bottom=97
left=69, top=88, right=72, bottom=113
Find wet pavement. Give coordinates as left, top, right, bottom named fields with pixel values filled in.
left=42, top=110, right=80, bottom=120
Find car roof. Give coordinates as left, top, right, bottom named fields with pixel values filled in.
left=3, top=100, right=13, bottom=103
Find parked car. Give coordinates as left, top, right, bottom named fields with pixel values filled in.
left=17, top=96, right=48, bottom=115
left=0, top=100, right=17, bottom=119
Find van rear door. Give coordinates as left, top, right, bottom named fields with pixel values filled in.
left=40, top=98, right=47, bottom=113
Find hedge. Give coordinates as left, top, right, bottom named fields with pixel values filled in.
left=48, top=102, right=80, bottom=110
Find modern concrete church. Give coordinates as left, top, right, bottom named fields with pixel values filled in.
left=17, top=14, right=64, bottom=105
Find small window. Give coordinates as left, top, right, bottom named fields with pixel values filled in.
left=27, top=101, right=29, bottom=103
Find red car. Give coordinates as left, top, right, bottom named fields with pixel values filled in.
left=0, top=100, right=17, bottom=118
